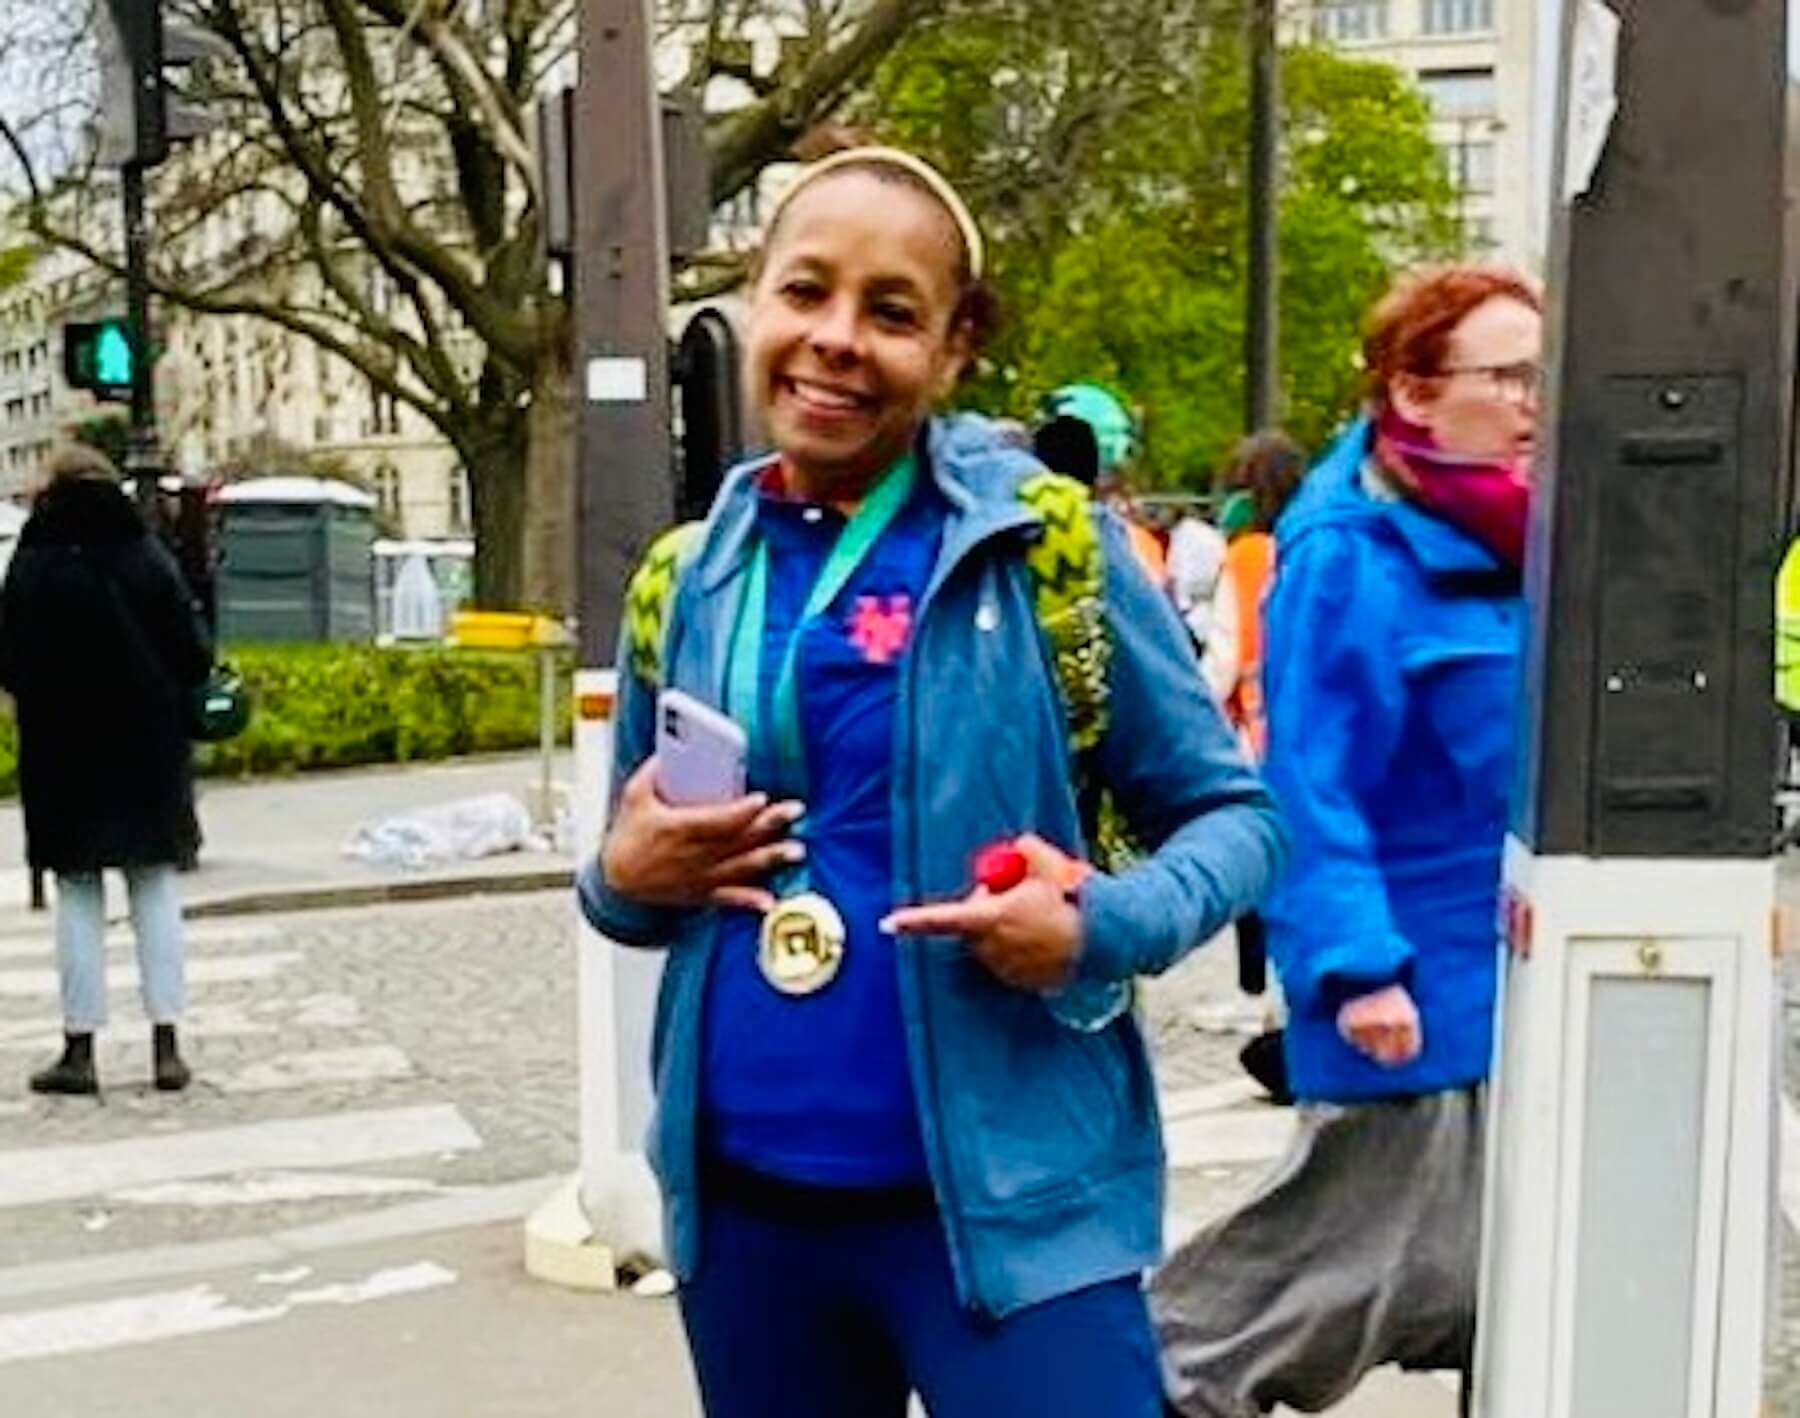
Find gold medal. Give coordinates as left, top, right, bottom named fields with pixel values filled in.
left=757, top=892, right=847, bottom=997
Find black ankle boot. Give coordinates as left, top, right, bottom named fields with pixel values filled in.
left=152, top=1024, right=191, bottom=1093
left=30, top=1033, right=97, bottom=1096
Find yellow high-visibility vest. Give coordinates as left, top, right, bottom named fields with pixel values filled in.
left=1777, top=538, right=1800, bottom=712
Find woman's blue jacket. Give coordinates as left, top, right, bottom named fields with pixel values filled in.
left=1262, top=419, right=1522, bottom=1104
left=581, top=415, right=1284, bottom=1316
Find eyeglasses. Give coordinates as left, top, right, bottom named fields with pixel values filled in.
left=1437, top=360, right=1543, bottom=403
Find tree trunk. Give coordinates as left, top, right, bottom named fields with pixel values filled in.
left=466, top=404, right=527, bottom=610
left=520, top=342, right=575, bottom=616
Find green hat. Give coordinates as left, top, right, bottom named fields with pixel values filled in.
left=1218, top=489, right=1255, bottom=538
left=1042, top=384, right=1136, bottom=474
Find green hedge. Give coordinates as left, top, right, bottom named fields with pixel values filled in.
left=0, top=644, right=573, bottom=796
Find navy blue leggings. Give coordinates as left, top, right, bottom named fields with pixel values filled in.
left=677, top=1191, right=1166, bottom=1418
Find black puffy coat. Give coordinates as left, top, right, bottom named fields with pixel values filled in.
left=0, top=478, right=212, bottom=873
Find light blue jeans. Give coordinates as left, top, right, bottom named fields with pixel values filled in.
left=55, top=868, right=186, bottom=1034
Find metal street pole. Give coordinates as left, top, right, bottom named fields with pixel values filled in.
left=121, top=160, right=161, bottom=516
left=573, top=0, right=675, bottom=665
left=1476, top=1, right=1787, bottom=1412
left=528, top=0, right=673, bottom=1286
left=1244, top=0, right=1280, bottom=432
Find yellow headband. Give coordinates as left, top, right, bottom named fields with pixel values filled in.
left=769, top=146, right=986, bottom=280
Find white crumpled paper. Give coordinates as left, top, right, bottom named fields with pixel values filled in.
left=343, top=792, right=540, bottom=870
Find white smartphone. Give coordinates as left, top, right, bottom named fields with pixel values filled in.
left=655, top=689, right=749, bottom=806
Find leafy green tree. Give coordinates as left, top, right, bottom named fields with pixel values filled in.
left=0, top=243, right=33, bottom=294
left=871, top=3, right=1461, bottom=486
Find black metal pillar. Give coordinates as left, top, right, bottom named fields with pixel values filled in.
left=573, top=0, right=674, bottom=666
left=122, top=160, right=160, bottom=516
left=1244, top=0, right=1280, bottom=433
left=1513, top=0, right=1790, bottom=860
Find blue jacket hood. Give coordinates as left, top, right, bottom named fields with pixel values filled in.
left=691, top=414, right=1042, bottom=596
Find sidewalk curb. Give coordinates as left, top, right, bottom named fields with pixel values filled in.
left=181, top=865, right=574, bottom=922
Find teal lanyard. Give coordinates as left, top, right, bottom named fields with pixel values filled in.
left=726, top=455, right=919, bottom=818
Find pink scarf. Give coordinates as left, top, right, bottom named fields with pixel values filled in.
left=1372, top=407, right=1529, bottom=569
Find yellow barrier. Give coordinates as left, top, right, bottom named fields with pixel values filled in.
left=450, top=610, right=538, bottom=650
left=449, top=611, right=572, bottom=651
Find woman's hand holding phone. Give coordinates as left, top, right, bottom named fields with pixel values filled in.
left=602, top=759, right=805, bottom=913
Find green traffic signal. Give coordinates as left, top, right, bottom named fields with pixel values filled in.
left=62, top=318, right=136, bottom=401
left=93, top=323, right=133, bottom=388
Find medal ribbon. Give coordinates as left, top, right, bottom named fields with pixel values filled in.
left=726, top=454, right=919, bottom=892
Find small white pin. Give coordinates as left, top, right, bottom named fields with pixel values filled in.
left=976, top=603, right=1001, bottom=632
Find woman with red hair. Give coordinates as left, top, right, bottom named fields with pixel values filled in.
left=1154, top=265, right=1541, bottom=1415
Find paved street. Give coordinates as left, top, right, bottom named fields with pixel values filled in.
left=0, top=789, right=1784, bottom=1413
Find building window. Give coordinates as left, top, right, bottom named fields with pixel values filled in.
left=1312, top=0, right=1388, bottom=41
left=372, top=461, right=402, bottom=522
left=1440, top=137, right=1496, bottom=196
left=447, top=466, right=469, bottom=532
left=1421, top=0, right=1493, bottom=35
left=368, top=385, right=402, bottom=436
left=1418, top=69, right=1496, bottom=121
left=1464, top=216, right=1496, bottom=252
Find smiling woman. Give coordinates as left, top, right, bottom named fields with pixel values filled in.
left=746, top=149, right=1000, bottom=506
left=579, top=143, right=1284, bottom=1418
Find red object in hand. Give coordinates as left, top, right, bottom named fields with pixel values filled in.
left=974, top=842, right=1030, bottom=893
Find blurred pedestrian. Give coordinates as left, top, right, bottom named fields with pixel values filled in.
left=1154, top=264, right=1541, bottom=1414
left=582, top=143, right=1283, bottom=1418
left=1199, top=434, right=1306, bottom=1094
left=1036, top=383, right=1169, bottom=587
left=1166, top=509, right=1227, bottom=653
left=1202, top=433, right=1306, bottom=759
left=0, top=445, right=212, bottom=1095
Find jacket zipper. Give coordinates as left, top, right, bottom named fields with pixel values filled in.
left=896, top=514, right=1037, bottom=1317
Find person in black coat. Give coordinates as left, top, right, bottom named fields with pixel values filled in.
left=0, top=445, right=212, bottom=1095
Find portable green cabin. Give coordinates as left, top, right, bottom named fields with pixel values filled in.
left=216, top=477, right=376, bottom=643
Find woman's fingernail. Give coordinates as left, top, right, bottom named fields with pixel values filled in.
left=783, top=842, right=807, bottom=862
left=879, top=915, right=898, bottom=935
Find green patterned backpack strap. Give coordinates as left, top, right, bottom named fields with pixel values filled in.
left=1017, top=470, right=1111, bottom=752
left=1018, top=470, right=1142, bottom=872
left=623, top=521, right=704, bottom=687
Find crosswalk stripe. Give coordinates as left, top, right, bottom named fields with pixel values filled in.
left=0, top=924, right=281, bottom=962
left=0, top=1261, right=456, bottom=1366
left=1781, top=1095, right=1800, bottom=1235
left=107, top=1172, right=440, bottom=1209
left=1164, top=1107, right=1296, bottom=1172
left=0, top=1104, right=481, bottom=1209
left=0, top=994, right=363, bottom=1057
left=0, top=953, right=301, bottom=998
left=1160, top=1077, right=1265, bottom=1122
left=213, top=1046, right=413, bottom=1094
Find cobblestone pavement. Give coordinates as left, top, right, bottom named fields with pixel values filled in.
left=0, top=894, right=579, bottom=1271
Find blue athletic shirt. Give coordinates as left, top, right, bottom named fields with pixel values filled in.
left=700, top=465, right=945, bottom=1187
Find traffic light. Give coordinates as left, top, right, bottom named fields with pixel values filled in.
left=63, top=319, right=136, bottom=402
left=96, top=0, right=225, bottom=169
left=672, top=309, right=747, bottom=520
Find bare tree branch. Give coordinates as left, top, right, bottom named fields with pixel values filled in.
left=709, top=0, right=949, bottom=202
